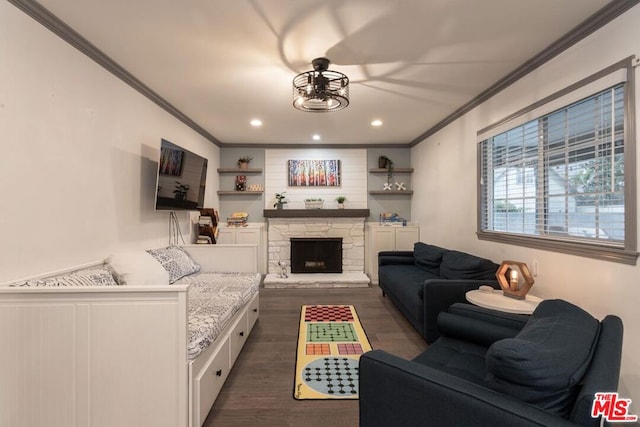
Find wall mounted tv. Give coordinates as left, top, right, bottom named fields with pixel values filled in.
left=155, top=139, right=208, bottom=211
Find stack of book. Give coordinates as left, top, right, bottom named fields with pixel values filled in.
left=197, top=209, right=219, bottom=244
left=227, top=212, right=248, bottom=227
left=379, top=212, right=407, bottom=226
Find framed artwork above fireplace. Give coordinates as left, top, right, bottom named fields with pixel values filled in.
left=287, top=159, right=341, bottom=187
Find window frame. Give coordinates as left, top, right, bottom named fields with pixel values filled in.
left=477, top=57, right=638, bottom=265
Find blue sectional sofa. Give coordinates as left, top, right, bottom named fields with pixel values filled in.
left=359, top=299, right=624, bottom=427
left=378, top=242, right=500, bottom=343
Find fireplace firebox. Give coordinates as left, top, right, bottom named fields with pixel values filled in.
left=290, top=238, right=343, bottom=273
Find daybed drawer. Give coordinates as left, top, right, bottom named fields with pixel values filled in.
left=229, top=310, right=249, bottom=365
left=248, top=293, right=259, bottom=332
left=195, top=337, right=230, bottom=425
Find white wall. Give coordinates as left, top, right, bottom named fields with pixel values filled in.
left=0, top=2, right=220, bottom=282
left=411, top=5, right=640, bottom=407
left=264, top=148, right=367, bottom=209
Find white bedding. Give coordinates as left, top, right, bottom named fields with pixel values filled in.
left=177, top=272, right=261, bottom=360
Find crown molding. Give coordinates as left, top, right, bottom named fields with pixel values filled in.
left=217, top=142, right=411, bottom=149
left=409, top=0, right=640, bottom=146
left=7, top=0, right=222, bottom=147
left=8, top=0, right=637, bottom=149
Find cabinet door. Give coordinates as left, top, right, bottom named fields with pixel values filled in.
left=395, top=227, right=419, bottom=251
left=368, top=227, right=396, bottom=284
left=236, top=228, right=260, bottom=245
left=217, top=228, right=235, bottom=244
left=372, top=227, right=396, bottom=251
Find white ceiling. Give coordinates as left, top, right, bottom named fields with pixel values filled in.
left=34, top=0, right=613, bottom=146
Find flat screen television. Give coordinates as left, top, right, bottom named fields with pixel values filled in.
left=154, top=139, right=208, bottom=211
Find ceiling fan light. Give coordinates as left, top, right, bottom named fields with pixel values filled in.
left=292, top=57, right=349, bottom=113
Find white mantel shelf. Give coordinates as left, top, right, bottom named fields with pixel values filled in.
left=263, top=209, right=370, bottom=218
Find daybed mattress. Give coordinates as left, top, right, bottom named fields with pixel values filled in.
left=177, top=272, right=261, bottom=361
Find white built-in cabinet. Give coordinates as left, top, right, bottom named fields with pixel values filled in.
left=366, top=223, right=420, bottom=284
left=216, top=223, right=266, bottom=273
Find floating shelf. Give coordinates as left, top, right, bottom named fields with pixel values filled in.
left=217, top=168, right=263, bottom=173
left=264, top=209, right=370, bottom=218
left=368, top=190, right=414, bottom=195
left=369, top=168, right=414, bottom=174
left=217, top=191, right=264, bottom=195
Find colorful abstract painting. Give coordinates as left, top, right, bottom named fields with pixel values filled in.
left=288, top=159, right=341, bottom=187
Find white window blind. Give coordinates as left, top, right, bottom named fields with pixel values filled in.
left=479, top=84, right=625, bottom=246
left=477, top=68, right=627, bottom=142
left=477, top=58, right=637, bottom=264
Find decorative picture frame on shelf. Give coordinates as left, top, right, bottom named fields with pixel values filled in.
left=304, top=198, right=323, bottom=209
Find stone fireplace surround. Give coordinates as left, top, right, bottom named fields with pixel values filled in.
left=263, top=209, right=370, bottom=288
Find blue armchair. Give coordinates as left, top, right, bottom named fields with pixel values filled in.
left=359, top=300, right=623, bottom=427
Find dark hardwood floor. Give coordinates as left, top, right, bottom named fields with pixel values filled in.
left=203, top=285, right=427, bottom=427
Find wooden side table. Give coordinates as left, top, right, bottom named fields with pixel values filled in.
left=465, top=289, right=543, bottom=314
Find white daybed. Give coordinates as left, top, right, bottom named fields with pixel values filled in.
left=0, top=244, right=260, bottom=427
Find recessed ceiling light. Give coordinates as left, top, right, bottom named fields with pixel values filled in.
left=250, top=119, right=262, bottom=127
left=312, top=134, right=321, bottom=141
left=371, top=119, right=383, bottom=127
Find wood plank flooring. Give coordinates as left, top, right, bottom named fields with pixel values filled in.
left=203, top=285, right=427, bottom=427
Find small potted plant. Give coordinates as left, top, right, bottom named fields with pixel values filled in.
left=378, top=155, right=391, bottom=169
left=336, top=196, right=346, bottom=209
left=237, top=156, right=253, bottom=169
left=274, top=192, right=287, bottom=209
left=378, top=155, right=394, bottom=183
left=173, top=181, right=190, bottom=200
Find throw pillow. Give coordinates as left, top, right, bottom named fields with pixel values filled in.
left=485, top=299, right=600, bottom=417
left=108, top=251, right=170, bottom=286
left=413, top=242, right=447, bottom=275
left=439, top=250, right=498, bottom=280
left=146, top=246, right=200, bottom=284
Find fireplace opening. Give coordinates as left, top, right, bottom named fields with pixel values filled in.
left=290, top=237, right=342, bottom=273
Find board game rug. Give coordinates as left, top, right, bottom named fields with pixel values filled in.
left=293, top=305, right=372, bottom=400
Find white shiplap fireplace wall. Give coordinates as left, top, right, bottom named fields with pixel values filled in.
left=263, top=149, right=369, bottom=287
left=264, top=148, right=368, bottom=210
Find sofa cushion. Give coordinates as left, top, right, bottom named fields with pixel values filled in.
left=439, top=250, right=497, bottom=280
left=147, top=246, right=200, bottom=284
left=485, top=299, right=600, bottom=417
left=413, top=336, right=489, bottom=386
left=108, top=251, right=170, bottom=286
left=413, top=242, right=447, bottom=275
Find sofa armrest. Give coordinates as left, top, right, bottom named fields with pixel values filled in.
left=378, top=250, right=413, bottom=258
left=447, top=302, right=529, bottom=329
left=422, top=280, right=500, bottom=343
left=378, top=255, right=415, bottom=266
left=437, top=310, right=526, bottom=347
left=378, top=250, right=413, bottom=257
left=359, top=350, right=578, bottom=427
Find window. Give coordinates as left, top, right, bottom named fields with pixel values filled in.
left=477, top=59, right=637, bottom=264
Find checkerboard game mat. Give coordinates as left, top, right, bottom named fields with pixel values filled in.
left=294, top=305, right=372, bottom=400
left=307, top=322, right=357, bottom=342
left=304, top=305, right=354, bottom=322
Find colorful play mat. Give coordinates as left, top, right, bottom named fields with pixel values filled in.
left=294, top=305, right=372, bottom=400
